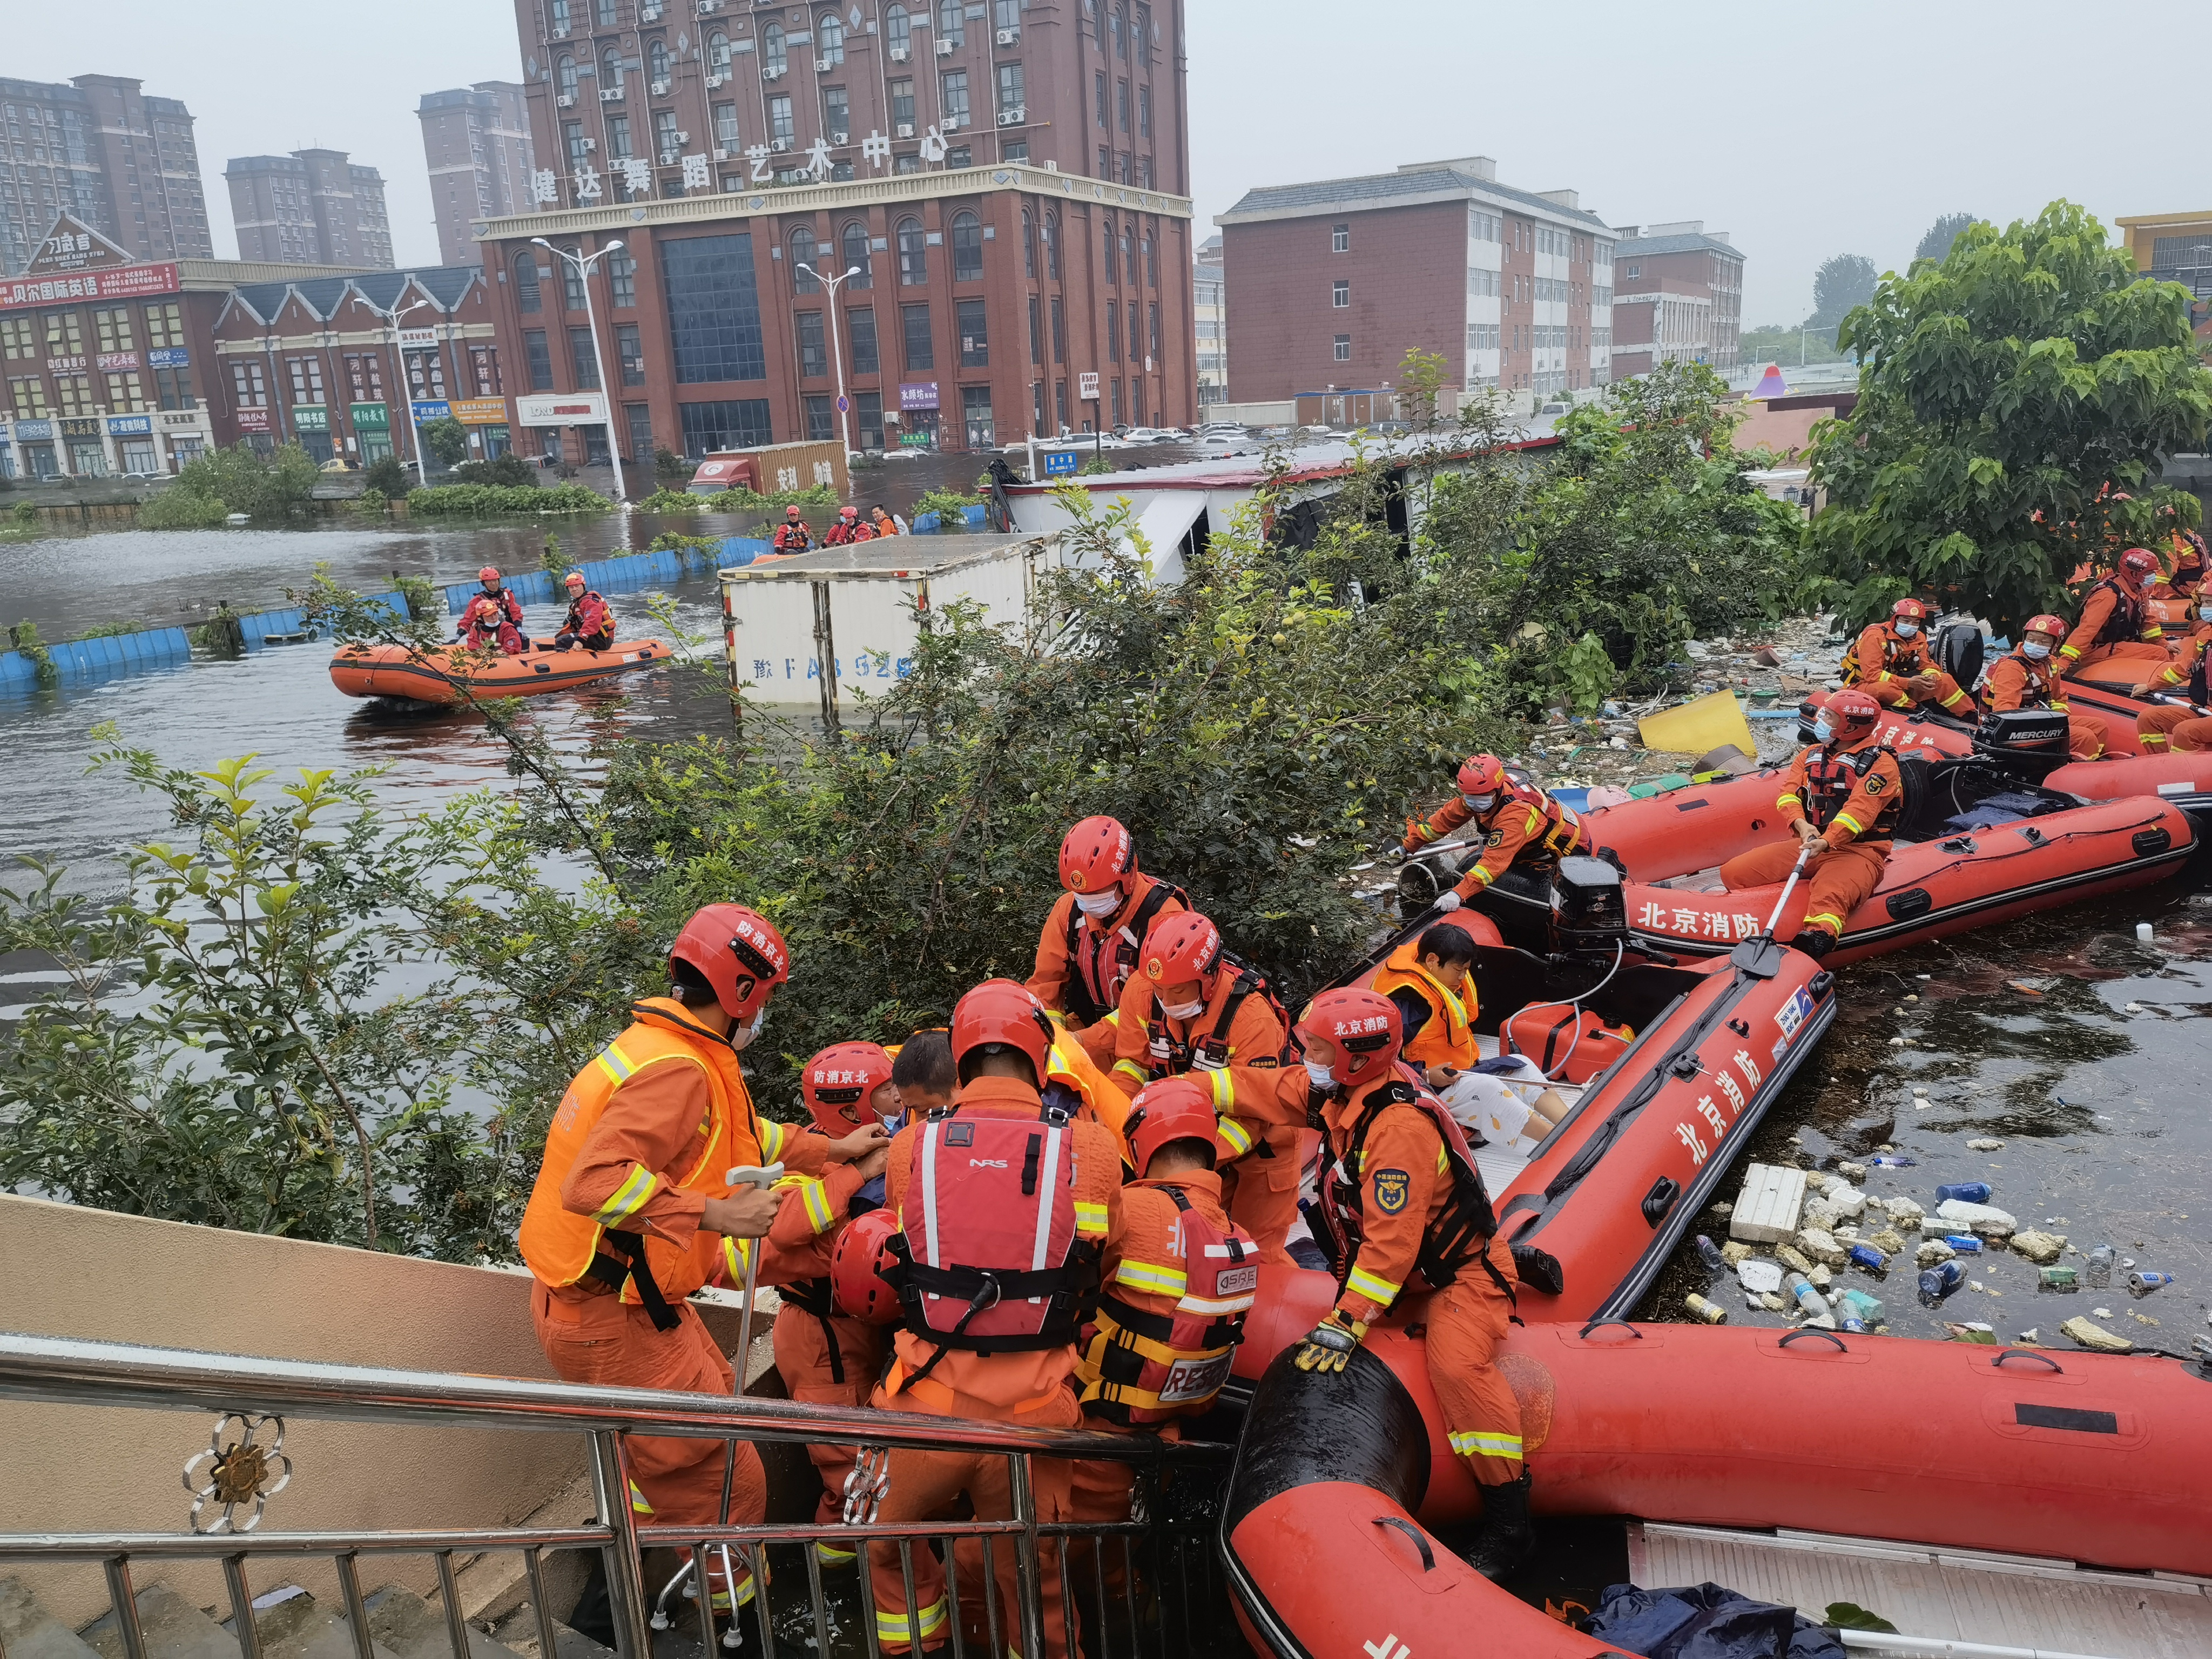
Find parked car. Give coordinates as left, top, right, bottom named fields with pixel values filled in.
left=318, top=457, right=357, bottom=473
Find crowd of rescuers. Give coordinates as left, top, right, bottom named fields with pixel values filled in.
left=456, top=567, right=615, bottom=656
left=771, top=501, right=908, bottom=552
left=517, top=811, right=1550, bottom=1654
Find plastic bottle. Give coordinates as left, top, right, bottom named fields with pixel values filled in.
left=1936, top=1182, right=1992, bottom=1204
left=1784, top=1271, right=1831, bottom=1320
left=1838, top=1288, right=1885, bottom=1325
left=1944, top=1235, right=1984, bottom=1254
left=1918, top=1260, right=1965, bottom=1303
left=2086, top=1245, right=2114, bottom=1288
left=2128, top=1271, right=2175, bottom=1295
left=1867, top=1154, right=1917, bottom=1168
left=1684, top=1293, right=1728, bottom=1324
left=1694, top=1235, right=1727, bottom=1273
left=1847, top=1242, right=1889, bottom=1272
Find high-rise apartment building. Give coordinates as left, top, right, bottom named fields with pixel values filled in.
left=1608, top=222, right=1744, bottom=379
left=1194, top=231, right=1225, bottom=407
left=418, top=83, right=537, bottom=268
left=226, top=150, right=394, bottom=268
left=0, top=75, right=211, bottom=276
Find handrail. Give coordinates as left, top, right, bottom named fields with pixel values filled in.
left=0, top=1331, right=1229, bottom=1466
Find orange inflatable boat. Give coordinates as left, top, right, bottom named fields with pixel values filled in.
left=328, top=638, right=671, bottom=703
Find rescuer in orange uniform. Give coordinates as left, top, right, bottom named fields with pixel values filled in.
left=1289, top=986, right=1530, bottom=1581
left=2152, top=530, right=2205, bottom=611
left=517, top=906, right=887, bottom=1613
left=760, top=1041, right=900, bottom=1563
left=1028, top=815, right=1188, bottom=1070
left=1717, top=687, right=1901, bottom=960
left=773, top=504, right=814, bottom=552
left=858, top=980, right=1124, bottom=1657
left=556, top=571, right=616, bottom=651
left=1981, top=614, right=2107, bottom=760
left=1105, top=911, right=1300, bottom=1262
left=2062, top=548, right=2170, bottom=676
left=458, top=567, right=529, bottom=654
left=1842, top=597, right=1974, bottom=716
left=1402, top=754, right=1592, bottom=912
left=2134, top=590, right=2212, bottom=752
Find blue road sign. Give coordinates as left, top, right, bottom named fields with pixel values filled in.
left=1044, top=448, right=1079, bottom=476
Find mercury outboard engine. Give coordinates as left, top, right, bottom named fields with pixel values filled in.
left=1974, top=707, right=2070, bottom=782
left=1934, top=619, right=1985, bottom=694
left=1551, top=854, right=1628, bottom=961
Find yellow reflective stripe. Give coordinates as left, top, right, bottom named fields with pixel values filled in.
left=1045, top=1007, right=1070, bottom=1027
left=1410, top=819, right=1440, bottom=844
left=1449, top=1429, right=1525, bottom=1458
left=1831, top=811, right=1864, bottom=835
left=1207, top=1068, right=1234, bottom=1110
left=591, top=1164, right=659, bottom=1226
left=723, top=1235, right=757, bottom=1282
left=758, top=1120, right=790, bottom=1162
left=2059, top=643, right=2081, bottom=659
left=813, top=1541, right=857, bottom=1564
left=875, top=1599, right=948, bottom=1642
left=594, top=1040, right=639, bottom=1088
left=1436, top=1145, right=1449, bottom=1175
left=1074, top=1199, right=1110, bottom=1238
left=1115, top=1259, right=1188, bottom=1296
left=1346, top=1265, right=1401, bottom=1307
left=2146, top=625, right=2165, bottom=639
left=1805, top=912, right=1845, bottom=933
left=1213, top=1117, right=1253, bottom=1157
left=1100, top=1008, right=1123, bottom=1029
left=707, top=1569, right=757, bottom=1610
left=629, top=1481, right=653, bottom=1515
left=800, top=1178, right=835, bottom=1234
left=1776, top=791, right=1801, bottom=808
left=1468, top=865, right=1494, bottom=887
left=1112, top=1060, right=1149, bottom=1084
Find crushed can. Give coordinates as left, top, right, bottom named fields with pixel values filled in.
left=1918, top=1260, right=1965, bottom=1303
left=1944, top=1235, right=1984, bottom=1253
left=2128, top=1271, right=2174, bottom=1295
left=1936, top=1182, right=1992, bottom=1204
left=2038, top=1265, right=2078, bottom=1292
left=1847, top=1242, right=1889, bottom=1272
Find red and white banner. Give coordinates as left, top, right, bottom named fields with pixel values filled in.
left=0, top=262, right=181, bottom=313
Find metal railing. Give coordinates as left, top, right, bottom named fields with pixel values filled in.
left=0, top=1332, right=1235, bottom=1659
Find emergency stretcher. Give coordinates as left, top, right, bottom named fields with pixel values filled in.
left=328, top=637, right=671, bottom=703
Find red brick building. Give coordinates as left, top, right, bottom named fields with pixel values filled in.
left=481, top=0, right=1195, bottom=460
left=1607, top=222, right=1743, bottom=379
left=1217, top=157, right=1616, bottom=406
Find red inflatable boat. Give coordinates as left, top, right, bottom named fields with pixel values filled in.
left=1220, top=1269, right=2212, bottom=1658
left=328, top=637, right=671, bottom=703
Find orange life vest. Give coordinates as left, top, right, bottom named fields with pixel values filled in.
left=1370, top=938, right=1480, bottom=1070
left=1076, top=1186, right=1257, bottom=1425
left=1802, top=742, right=1901, bottom=839
left=2084, top=576, right=2150, bottom=650
left=1840, top=624, right=1931, bottom=684
left=518, top=998, right=787, bottom=1319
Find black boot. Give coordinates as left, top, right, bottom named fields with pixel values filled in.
left=1787, top=928, right=1836, bottom=960
left=1462, top=1469, right=1534, bottom=1582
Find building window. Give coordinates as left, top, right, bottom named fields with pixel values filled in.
left=616, top=321, right=645, bottom=385
left=957, top=296, right=988, bottom=366
left=678, top=399, right=772, bottom=456
left=996, top=0, right=1019, bottom=29
left=230, top=360, right=267, bottom=407
left=0, top=318, right=35, bottom=360
left=561, top=248, right=588, bottom=310
left=1148, top=301, right=1159, bottom=361
left=662, top=232, right=766, bottom=383
left=92, top=306, right=135, bottom=353
left=1021, top=210, right=1036, bottom=279
left=1106, top=302, right=1120, bottom=363
left=567, top=327, right=599, bottom=388
left=997, top=62, right=1024, bottom=117
left=105, top=371, right=146, bottom=411
left=936, top=0, right=963, bottom=45
left=941, top=71, right=969, bottom=129
left=1102, top=220, right=1117, bottom=284
left=710, top=102, right=739, bottom=151
left=1095, top=71, right=1109, bottom=128
left=763, top=23, right=786, bottom=75
left=557, top=55, right=578, bottom=102
left=951, top=210, right=983, bottom=281
left=1043, top=211, right=1060, bottom=279
left=947, top=144, right=970, bottom=169
left=46, top=314, right=84, bottom=356
left=1332, top=279, right=1348, bottom=308
left=891, top=77, right=915, bottom=131
left=522, top=330, right=554, bottom=389
left=1143, top=235, right=1155, bottom=286
left=154, top=365, right=195, bottom=409
left=1332, top=222, right=1349, bottom=254
left=848, top=305, right=879, bottom=373
left=1138, top=85, right=1150, bottom=138
left=886, top=4, right=910, bottom=53
left=1098, top=144, right=1110, bottom=179
left=901, top=302, right=934, bottom=369
left=1050, top=294, right=1064, bottom=363
left=1333, top=334, right=1350, bottom=362
left=605, top=247, right=636, bottom=309
left=962, top=382, right=993, bottom=449
left=9, top=376, right=48, bottom=417
left=55, top=375, right=95, bottom=417
left=516, top=252, right=542, bottom=312
left=767, top=96, right=793, bottom=146
left=1028, top=294, right=1042, bottom=363
left=1054, top=376, right=1069, bottom=430
left=896, top=215, right=927, bottom=284
left=1110, top=376, right=1122, bottom=427
left=819, top=10, right=845, bottom=64
left=1110, top=4, right=1125, bottom=57
left=1031, top=379, right=1045, bottom=434
left=791, top=226, right=819, bottom=291
left=1117, top=78, right=1129, bottom=131
left=407, top=349, right=449, bottom=399
left=470, top=346, right=502, bottom=396
left=286, top=356, right=325, bottom=404
left=895, top=152, right=921, bottom=174
left=625, top=401, right=653, bottom=460
left=804, top=392, right=834, bottom=440
left=856, top=388, right=884, bottom=449
left=1123, top=230, right=1136, bottom=284
left=1623, top=263, right=1639, bottom=280
left=824, top=86, right=850, bottom=141
left=797, top=310, right=827, bottom=377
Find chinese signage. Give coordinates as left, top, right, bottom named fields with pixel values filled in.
left=1043, top=448, right=1079, bottom=476
left=46, top=356, right=85, bottom=374
left=410, top=400, right=452, bottom=422
left=148, top=347, right=190, bottom=369
left=1078, top=372, right=1101, bottom=401
left=97, top=352, right=140, bottom=372
left=900, top=381, right=939, bottom=411
left=513, top=392, right=607, bottom=424
left=450, top=397, right=509, bottom=426
left=349, top=402, right=390, bottom=431
left=23, top=215, right=134, bottom=275
left=0, top=262, right=180, bottom=313
left=292, top=404, right=330, bottom=433
left=59, top=417, right=102, bottom=440
left=397, top=328, right=440, bottom=349
left=14, top=419, right=54, bottom=439
left=105, top=414, right=153, bottom=436
left=235, top=407, right=272, bottom=434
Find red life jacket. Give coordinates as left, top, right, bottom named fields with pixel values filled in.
left=1321, top=1069, right=1503, bottom=1300
left=1075, top=1187, right=1258, bottom=1425
left=1060, top=876, right=1188, bottom=1025
left=1142, top=952, right=1292, bottom=1078
left=1840, top=624, right=1931, bottom=683
left=2087, top=576, right=2149, bottom=649
left=1802, top=741, right=1901, bottom=838
left=887, top=1105, right=1101, bottom=1353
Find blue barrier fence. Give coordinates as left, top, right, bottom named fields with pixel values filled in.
left=907, top=504, right=990, bottom=534
left=1, top=589, right=411, bottom=694
left=441, top=538, right=770, bottom=615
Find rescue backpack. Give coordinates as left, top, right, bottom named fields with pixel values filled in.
left=886, top=1105, right=1102, bottom=1355
left=1076, top=1188, right=1258, bottom=1426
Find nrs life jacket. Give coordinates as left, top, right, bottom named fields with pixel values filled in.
left=2085, top=576, right=2152, bottom=650
left=1840, top=624, right=1931, bottom=684
left=1322, top=1073, right=1508, bottom=1305
left=886, top=1105, right=1103, bottom=1357
left=1802, top=741, right=1901, bottom=839
left=1076, top=1188, right=1258, bottom=1425
left=1061, top=877, right=1188, bottom=1025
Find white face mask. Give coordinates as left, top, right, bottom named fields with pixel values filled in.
left=2021, top=638, right=2052, bottom=660
left=1812, top=717, right=1836, bottom=744
left=1073, top=889, right=1121, bottom=918
left=1892, top=620, right=1920, bottom=638
left=1304, top=1058, right=1338, bottom=1090
left=727, top=1008, right=766, bottom=1050
left=1464, top=792, right=1498, bottom=813
left=1162, top=996, right=1205, bottom=1021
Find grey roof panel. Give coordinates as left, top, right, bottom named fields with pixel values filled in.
left=1223, top=166, right=1611, bottom=231
left=1616, top=232, right=1741, bottom=258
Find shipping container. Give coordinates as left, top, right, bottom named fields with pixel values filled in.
left=688, top=438, right=850, bottom=501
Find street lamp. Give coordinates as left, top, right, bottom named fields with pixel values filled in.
left=361, top=294, right=433, bottom=488
left=534, top=236, right=630, bottom=505
left=797, top=262, right=864, bottom=459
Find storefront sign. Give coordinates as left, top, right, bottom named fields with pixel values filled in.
left=513, top=391, right=608, bottom=424
left=450, top=397, right=509, bottom=426
left=1078, top=371, right=1101, bottom=401
left=148, top=347, right=191, bottom=369
left=46, top=355, right=85, bottom=374
left=349, top=401, right=390, bottom=431
left=106, top=414, right=154, bottom=436
left=0, top=262, right=180, bottom=312
left=59, top=417, right=103, bottom=439
left=158, top=410, right=203, bottom=429
left=397, top=328, right=441, bottom=349
left=410, top=399, right=453, bottom=422
left=235, top=407, right=272, bottom=434
left=14, top=419, right=53, bottom=440
left=900, top=381, right=940, bottom=411
left=97, top=352, right=140, bottom=372
left=292, top=404, right=330, bottom=433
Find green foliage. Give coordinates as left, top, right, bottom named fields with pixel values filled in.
left=916, top=485, right=984, bottom=517
left=449, top=451, right=538, bottom=488
left=1077, top=455, right=1115, bottom=476
left=420, top=416, right=470, bottom=468
left=635, top=487, right=706, bottom=512
left=1823, top=1604, right=1899, bottom=1635
left=189, top=604, right=244, bottom=656
left=1560, top=631, right=1617, bottom=714
left=72, top=619, right=151, bottom=640
left=1915, top=212, right=1975, bottom=267
left=395, top=574, right=437, bottom=621
left=405, top=482, right=613, bottom=516
left=362, top=454, right=410, bottom=498
left=649, top=530, right=725, bottom=556
left=154, top=442, right=320, bottom=522
left=1809, top=252, right=1879, bottom=331
left=137, top=489, right=231, bottom=530
left=539, top=530, right=566, bottom=575
left=12, top=500, right=39, bottom=527
left=1807, top=200, right=2212, bottom=630
left=1396, top=345, right=1453, bottom=432
left=350, top=487, right=389, bottom=516
left=704, top=481, right=840, bottom=512
left=654, top=446, right=690, bottom=482
left=8, top=621, right=57, bottom=687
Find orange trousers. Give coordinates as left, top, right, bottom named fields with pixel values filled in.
left=771, top=1303, right=888, bottom=1555
left=1718, top=837, right=1890, bottom=940
left=865, top=1384, right=1078, bottom=1657
left=2139, top=706, right=2212, bottom=752
left=532, top=1284, right=764, bottom=1607
left=2061, top=712, right=2110, bottom=760
left=1863, top=670, right=1971, bottom=713
left=1220, top=1123, right=1301, bottom=1265
left=1425, top=1236, right=1526, bottom=1486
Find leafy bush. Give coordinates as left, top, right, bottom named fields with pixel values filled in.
left=404, top=482, right=613, bottom=516
left=7, top=620, right=57, bottom=686
left=420, top=416, right=469, bottom=468
left=395, top=574, right=437, bottom=621
left=635, top=487, right=705, bottom=512
left=73, top=619, right=151, bottom=640
left=138, top=489, right=231, bottom=530
left=653, top=446, right=690, bottom=482
left=704, top=481, right=839, bottom=512
left=11, top=501, right=38, bottom=526
left=362, top=454, right=410, bottom=498
left=915, top=485, right=984, bottom=519
left=350, top=487, right=389, bottom=516
left=449, top=451, right=538, bottom=488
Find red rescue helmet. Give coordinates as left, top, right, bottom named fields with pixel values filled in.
left=785, top=505, right=804, bottom=520
left=478, top=566, right=502, bottom=583
left=949, top=977, right=1055, bottom=1082
left=668, top=903, right=790, bottom=1022
left=1141, top=911, right=1223, bottom=993
left=801, top=1040, right=896, bottom=1133
left=1889, top=597, right=1930, bottom=624
left=1826, top=687, right=1883, bottom=734
left=2023, top=613, right=2068, bottom=640
left=830, top=1207, right=903, bottom=1324
left=565, top=571, right=586, bottom=590
left=1294, top=986, right=1404, bottom=1088
left=1455, top=754, right=1509, bottom=796
left=840, top=504, right=860, bottom=520
left=1123, top=1076, right=1220, bottom=1171
left=2118, top=547, right=2160, bottom=589
left=1058, top=814, right=1136, bottom=896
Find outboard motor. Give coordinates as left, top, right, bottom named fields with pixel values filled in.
left=1552, top=854, right=1629, bottom=961
left=1974, top=707, right=2070, bottom=782
left=1934, top=619, right=1985, bottom=694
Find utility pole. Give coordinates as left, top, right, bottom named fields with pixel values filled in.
left=797, top=260, right=864, bottom=460
left=362, top=294, right=433, bottom=488
left=534, top=237, right=630, bottom=504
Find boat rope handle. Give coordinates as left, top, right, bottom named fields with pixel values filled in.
left=1576, top=1318, right=1642, bottom=1340
left=1371, top=1515, right=1435, bottom=1572
left=1777, top=1328, right=1847, bottom=1352
left=1992, top=1347, right=2063, bottom=1372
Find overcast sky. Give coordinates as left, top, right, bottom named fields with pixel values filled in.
left=9, top=0, right=2196, bottom=322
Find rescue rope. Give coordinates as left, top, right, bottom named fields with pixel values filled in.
left=1503, top=940, right=1626, bottom=1081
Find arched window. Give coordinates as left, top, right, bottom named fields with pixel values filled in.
left=951, top=210, right=983, bottom=281
left=818, top=11, right=845, bottom=63
left=648, top=38, right=671, bottom=84
left=886, top=3, right=910, bottom=53
left=1121, top=230, right=1135, bottom=284
left=602, top=48, right=624, bottom=91
left=1043, top=211, right=1059, bottom=280
left=842, top=220, right=873, bottom=288
left=791, top=226, right=819, bottom=292
left=763, top=22, right=786, bottom=75
left=937, top=0, right=963, bottom=45
left=896, top=216, right=927, bottom=285
left=1111, top=6, right=1124, bottom=57
left=1102, top=220, right=1117, bottom=283
left=706, top=30, right=730, bottom=73
left=1142, top=234, right=1155, bottom=287
left=1022, top=209, right=1035, bottom=279
left=514, top=252, right=542, bottom=313
left=556, top=54, right=578, bottom=101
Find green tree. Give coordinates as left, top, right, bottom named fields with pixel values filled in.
left=362, top=454, right=409, bottom=497
left=1915, top=212, right=1976, bottom=267
left=420, top=416, right=470, bottom=468
left=1807, top=200, right=2212, bottom=630
left=152, top=442, right=321, bottom=520
left=1395, top=345, right=1452, bottom=431
left=1808, top=253, right=1879, bottom=334
left=654, top=445, right=691, bottom=482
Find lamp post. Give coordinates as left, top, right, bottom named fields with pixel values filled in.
left=362, top=295, right=432, bottom=488
left=534, top=237, right=629, bottom=505
left=797, top=261, right=863, bottom=460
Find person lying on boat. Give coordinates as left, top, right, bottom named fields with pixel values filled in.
left=1980, top=614, right=2107, bottom=760
left=457, top=567, right=530, bottom=655
left=2134, top=591, right=2212, bottom=753
left=2061, top=547, right=2169, bottom=677
left=1372, top=920, right=1563, bottom=1147
left=556, top=572, right=615, bottom=652
left=1841, top=597, right=1974, bottom=718
left=1028, top=815, right=1189, bottom=1070
left=1717, top=687, right=1898, bottom=961
left=1400, top=753, right=1591, bottom=912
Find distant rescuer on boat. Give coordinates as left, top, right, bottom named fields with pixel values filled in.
left=1980, top=613, right=2107, bottom=760
left=556, top=571, right=615, bottom=652
left=458, top=567, right=529, bottom=654
left=1717, top=686, right=1900, bottom=960
left=1400, top=753, right=1593, bottom=912
left=2061, top=547, right=2169, bottom=676
left=1288, top=986, right=1533, bottom=1583
left=1027, top=815, right=1188, bottom=1069
left=773, top=504, right=814, bottom=552
left=1841, top=597, right=1975, bottom=718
